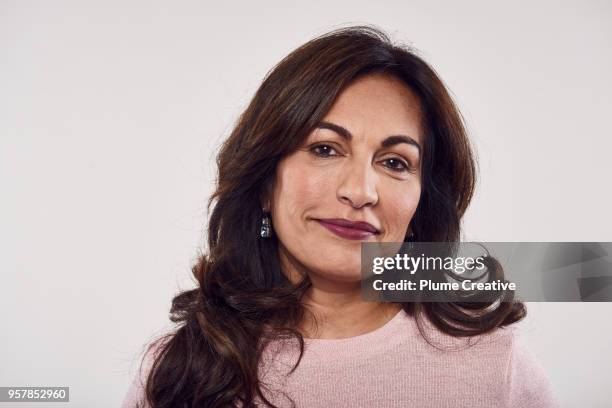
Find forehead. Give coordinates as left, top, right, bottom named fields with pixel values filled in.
left=322, top=73, right=423, bottom=144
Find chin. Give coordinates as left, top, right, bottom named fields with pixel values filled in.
left=333, top=272, right=363, bottom=283
left=313, top=270, right=362, bottom=283
left=314, top=262, right=362, bottom=279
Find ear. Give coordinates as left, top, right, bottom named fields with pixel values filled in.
left=261, top=199, right=271, bottom=212
left=259, top=178, right=274, bottom=212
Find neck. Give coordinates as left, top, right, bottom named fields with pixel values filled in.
left=299, top=283, right=403, bottom=339
left=279, top=248, right=402, bottom=339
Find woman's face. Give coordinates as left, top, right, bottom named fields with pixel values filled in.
left=268, top=73, right=423, bottom=283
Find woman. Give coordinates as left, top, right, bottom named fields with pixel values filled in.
left=122, top=25, right=558, bottom=407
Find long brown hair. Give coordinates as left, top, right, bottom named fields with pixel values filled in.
left=140, top=25, right=526, bottom=408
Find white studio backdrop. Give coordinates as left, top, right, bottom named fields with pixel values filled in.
left=1, top=1, right=611, bottom=406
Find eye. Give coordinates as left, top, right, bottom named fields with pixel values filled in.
left=381, top=157, right=413, bottom=173
left=309, top=143, right=340, bottom=158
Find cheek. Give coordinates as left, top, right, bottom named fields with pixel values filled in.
left=273, top=161, right=330, bottom=225
left=381, top=182, right=421, bottom=237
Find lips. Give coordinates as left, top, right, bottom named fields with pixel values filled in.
left=315, top=218, right=380, bottom=240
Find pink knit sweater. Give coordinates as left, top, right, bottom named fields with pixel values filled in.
left=122, top=309, right=559, bottom=407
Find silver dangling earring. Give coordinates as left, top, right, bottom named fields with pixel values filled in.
left=260, top=211, right=272, bottom=238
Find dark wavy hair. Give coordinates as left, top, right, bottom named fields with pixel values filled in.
left=139, top=25, right=526, bottom=408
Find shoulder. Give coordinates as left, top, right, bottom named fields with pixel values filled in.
left=441, top=324, right=560, bottom=407
left=502, top=328, right=560, bottom=408
left=121, top=336, right=170, bottom=408
left=466, top=326, right=559, bottom=407
left=398, top=314, right=560, bottom=407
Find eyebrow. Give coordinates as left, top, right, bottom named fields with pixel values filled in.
left=315, top=121, right=421, bottom=154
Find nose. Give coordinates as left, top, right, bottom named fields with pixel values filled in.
left=337, top=159, right=379, bottom=209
